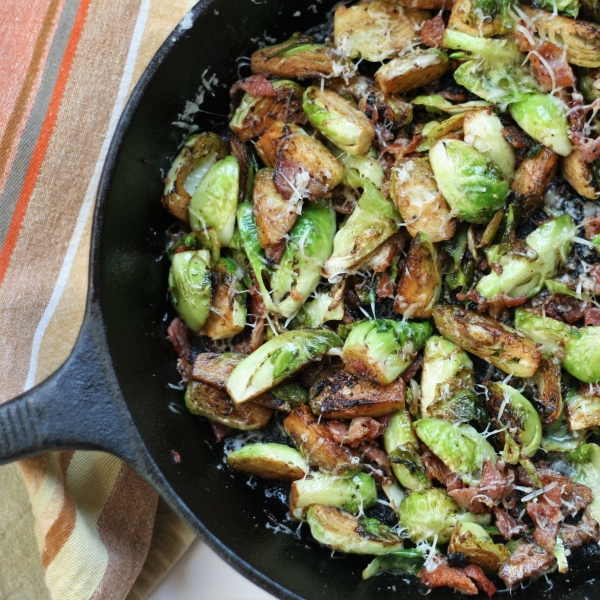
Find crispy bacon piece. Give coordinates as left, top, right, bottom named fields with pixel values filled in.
left=498, top=541, right=555, bottom=588
left=457, top=289, right=528, bottom=317
left=419, top=561, right=478, bottom=595
left=376, top=272, right=395, bottom=298
left=327, top=418, right=386, bottom=448
left=528, top=42, right=575, bottom=92
left=421, top=450, right=452, bottom=485
left=230, top=74, right=276, bottom=99
left=176, top=358, right=193, bottom=383
left=383, top=134, right=424, bottom=160
left=591, top=264, right=600, bottom=295
left=449, top=486, right=491, bottom=515
left=462, top=565, right=497, bottom=597
left=359, top=441, right=391, bottom=469
left=514, top=21, right=536, bottom=52
left=421, top=15, right=446, bottom=49
left=210, top=421, right=232, bottom=443
left=583, top=212, right=600, bottom=240
left=494, top=507, right=526, bottom=540
left=230, top=135, right=250, bottom=203
left=569, top=96, right=600, bottom=162
left=560, top=516, right=600, bottom=549
left=265, top=240, right=286, bottom=264
left=585, top=306, right=600, bottom=326
left=545, top=294, right=586, bottom=324
left=248, top=278, right=266, bottom=352
left=527, top=501, right=561, bottom=554
left=167, top=317, right=191, bottom=361
left=400, top=353, right=423, bottom=382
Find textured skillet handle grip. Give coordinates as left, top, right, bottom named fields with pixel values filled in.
left=0, top=307, right=145, bottom=468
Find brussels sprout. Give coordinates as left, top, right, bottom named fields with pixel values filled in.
left=511, top=146, right=558, bottom=214
left=448, top=522, right=510, bottom=573
left=416, top=114, right=466, bottom=153
left=561, top=150, right=599, bottom=200
left=532, top=358, right=563, bottom=425
left=374, top=49, right=450, bottom=96
left=227, top=443, right=308, bottom=481
left=414, top=419, right=497, bottom=484
left=463, top=109, right=515, bottom=182
left=284, top=405, right=358, bottom=475
left=342, top=319, right=433, bottom=385
left=476, top=214, right=577, bottom=303
left=226, top=329, right=342, bottom=404
left=383, top=410, right=430, bottom=492
left=192, top=352, right=245, bottom=389
left=292, top=291, right=344, bottom=329
left=542, top=407, right=588, bottom=452
left=338, top=153, right=385, bottom=190
left=162, top=132, right=228, bottom=222
left=271, top=200, right=336, bottom=318
left=394, top=232, right=442, bottom=319
left=569, top=443, right=600, bottom=523
left=564, top=327, right=600, bottom=383
left=390, top=157, right=456, bottom=243
left=185, top=381, right=272, bottom=430
left=433, top=306, right=542, bottom=378
left=420, top=336, right=480, bottom=423
left=513, top=309, right=572, bottom=360
left=309, top=367, right=406, bottom=419
left=251, top=33, right=355, bottom=79
left=252, top=168, right=300, bottom=253
left=566, top=386, right=600, bottom=430
left=399, top=488, right=490, bottom=544
left=509, top=94, right=572, bottom=158
left=229, top=80, right=306, bottom=142
left=290, top=472, right=377, bottom=520
left=253, top=382, right=308, bottom=413
left=362, top=550, right=425, bottom=580
left=204, top=258, right=247, bottom=341
left=323, top=181, right=401, bottom=281
left=448, top=0, right=513, bottom=37
left=303, top=87, right=375, bottom=156
left=333, top=1, right=428, bottom=62
left=255, top=121, right=305, bottom=168
left=520, top=6, right=600, bottom=68
left=484, top=382, right=542, bottom=460
left=169, top=249, right=212, bottom=333
left=444, top=29, right=540, bottom=107
left=189, top=156, right=239, bottom=247
left=429, top=139, right=509, bottom=224
left=579, top=67, right=600, bottom=101
left=533, top=0, right=580, bottom=16
left=412, top=95, right=492, bottom=115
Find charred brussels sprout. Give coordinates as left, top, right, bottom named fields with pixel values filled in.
left=226, top=330, right=342, bottom=404
left=566, top=386, right=600, bottom=430
left=307, top=505, right=404, bottom=554
left=163, top=132, right=227, bottom=222
left=338, top=153, right=385, bottom=190
left=433, top=306, right=542, bottom=377
left=303, top=87, right=375, bottom=156
left=342, top=319, right=432, bottom=385
left=569, top=443, right=600, bottom=523
left=579, top=67, right=600, bottom=101
left=290, top=472, right=377, bottom=520
left=420, top=336, right=480, bottom=423
left=362, top=550, right=425, bottom=580
left=204, top=257, right=247, bottom=341
left=509, top=94, right=572, bottom=157
left=227, top=443, right=308, bottom=481
left=476, top=215, right=577, bottom=303
left=169, top=250, right=212, bottom=333
left=429, top=139, right=509, bottom=224
left=189, top=155, right=239, bottom=247
left=448, top=522, right=510, bottom=573
left=383, top=410, right=430, bottom=492
left=564, top=328, right=600, bottom=383
left=399, top=488, right=489, bottom=544
left=448, top=0, right=514, bottom=37
left=513, top=309, right=572, bottom=360
left=323, top=181, right=401, bottom=281
left=271, top=200, right=336, bottom=318
left=414, top=419, right=496, bottom=484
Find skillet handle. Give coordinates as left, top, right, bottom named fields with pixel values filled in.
left=0, top=306, right=144, bottom=469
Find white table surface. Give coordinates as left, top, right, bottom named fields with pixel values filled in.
left=150, top=539, right=275, bottom=600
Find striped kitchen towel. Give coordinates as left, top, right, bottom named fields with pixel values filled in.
left=0, top=0, right=198, bottom=598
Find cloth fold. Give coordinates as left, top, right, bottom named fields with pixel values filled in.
left=0, top=0, right=198, bottom=597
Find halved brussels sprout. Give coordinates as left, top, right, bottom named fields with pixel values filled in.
left=189, top=155, right=239, bottom=247
left=252, top=382, right=308, bottom=413
left=566, top=386, right=600, bottom=430
left=532, top=359, right=563, bottom=425
left=414, top=419, right=496, bottom=484
left=509, top=94, right=572, bottom=158
left=303, top=87, right=375, bottom=156
left=510, top=146, right=558, bottom=214
left=323, top=181, right=401, bottom=281
left=448, top=0, right=512, bottom=37
left=163, top=132, right=227, bottom=222
left=485, top=382, right=542, bottom=460
left=383, top=410, right=430, bottom=492
left=533, top=0, right=580, bottom=16
left=255, top=121, right=305, bottom=168
left=307, top=505, right=405, bottom=554
left=251, top=33, right=355, bottom=79
left=463, top=109, right=515, bottom=182
left=579, top=67, right=600, bottom=101
left=226, top=329, right=342, bottom=404
left=227, top=443, right=308, bottom=481
left=412, top=95, right=491, bottom=115
left=513, top=309, right=572, bottom=360
left=271, top=200, right=336, bottom=318
left=284, top=405, right=358, bottom=475
left=185, top=381, right=272, bottom=430
left=169, top=249, right=212, bottom=333
left=564, top=327, right=600, bottom=383
left=292, top=291, right=344, bottom=329
left=290, top=472, right=377, bottom=520
left=333, top=1, right=428, bottom=62
left=476, top=214, right=577, bottom=303
left=362, top=550, right=425, bottom=580
left=338, top=153, right=385, bottom=190
left=448, top=522, right=510, bottom=573
left=390, top=157, right=456, bottom=243
left=420, top=336, right=479, bottom=422
left=399, top=488, right=490, bottom=544
left=230, top=80, right=306, bottom=142
left=429, top=139, right=509, bottom=224
left=569, top=443, right=600, bottom=523
left=561, top=150, right=600, bottom=199
left=433, top=306, right=542, bottom=377
left=204, top=257, right=247, bottom=340
left=342, top=319, right=433, bottom=385
left=374, top=49, right=450, bottom=96
left=394, top=232, right=442, bottom=319
left=416, top=113, right=466, bottom=153
left=192, top=352, right=245, bottom=389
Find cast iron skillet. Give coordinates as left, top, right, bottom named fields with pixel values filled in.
left=1, top=1, right=600, bottom=598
